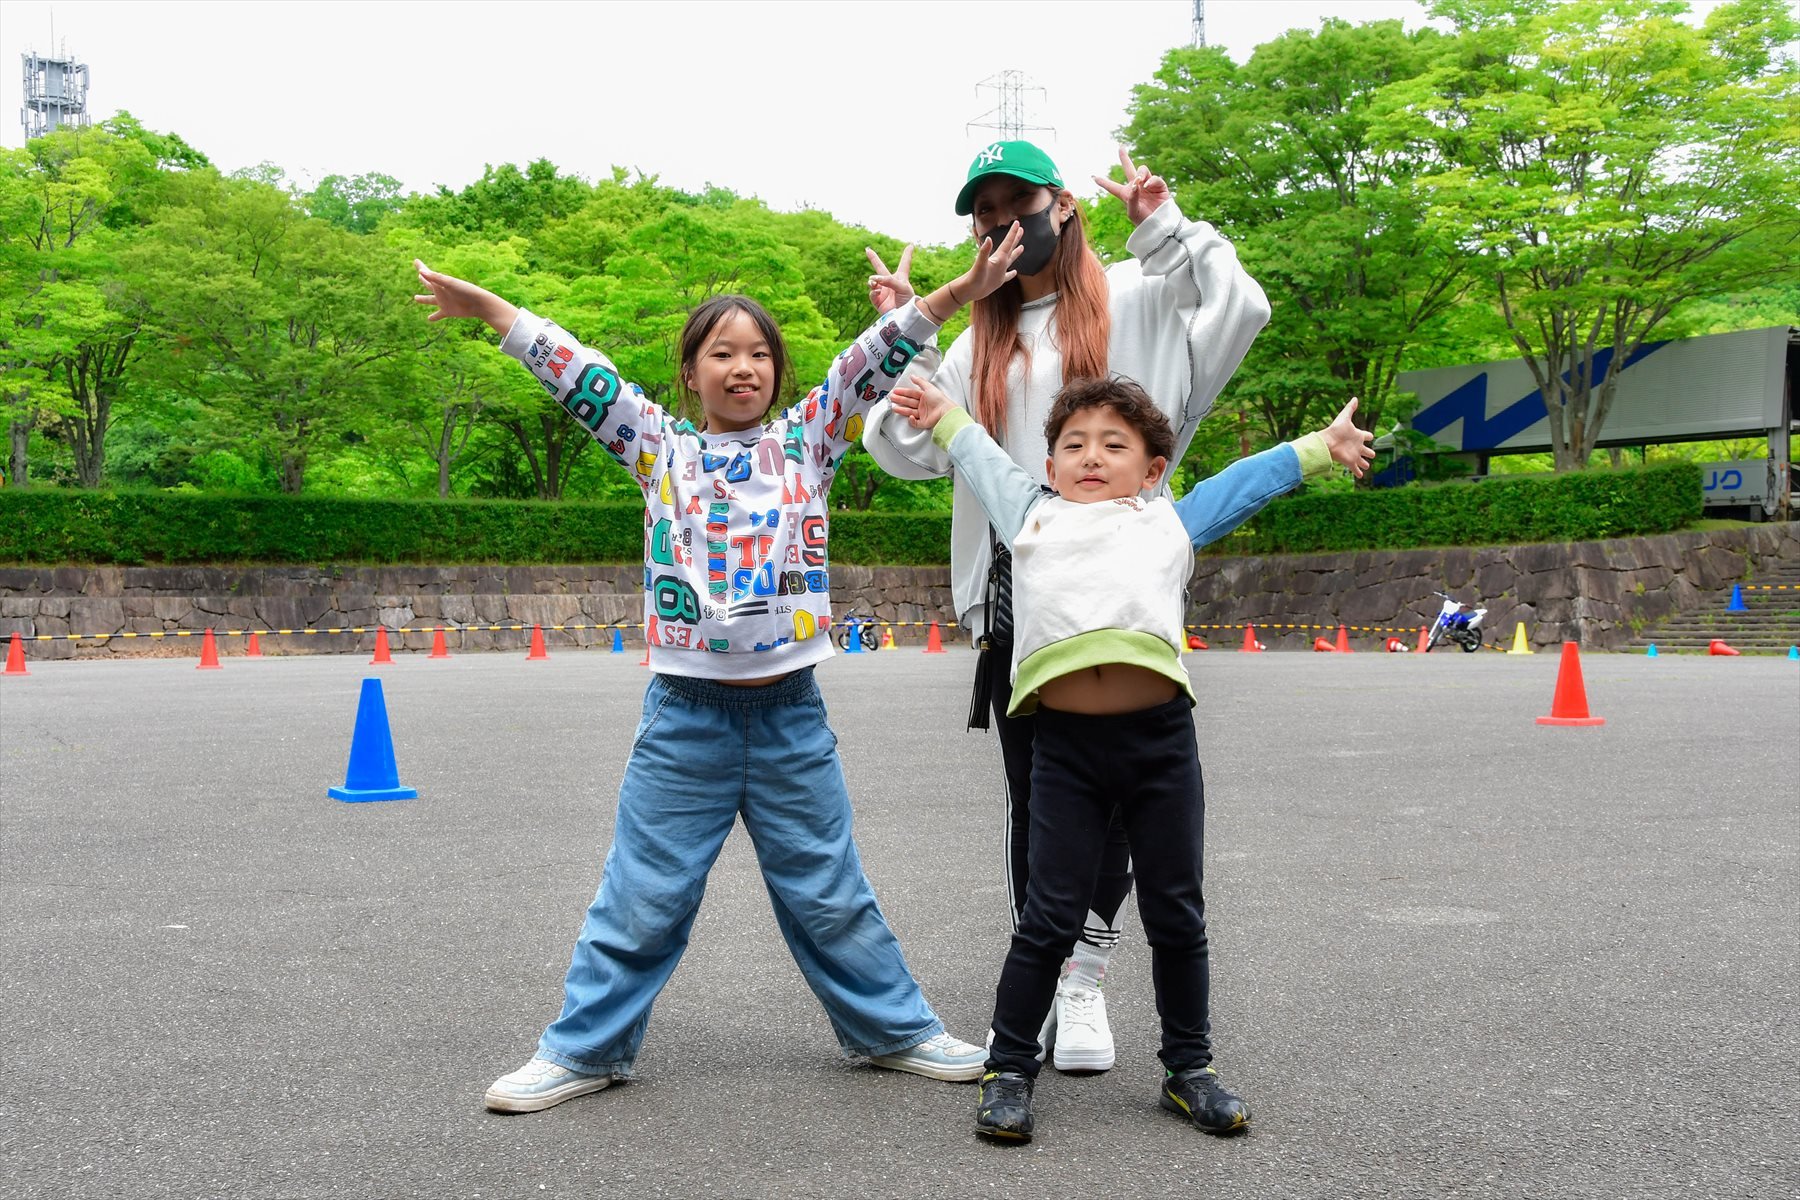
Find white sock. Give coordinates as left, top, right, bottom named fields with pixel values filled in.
left=1065, top=942, right=1110, bottom=991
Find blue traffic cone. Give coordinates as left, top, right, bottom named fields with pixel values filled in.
left=1789, top=644, right=1798, bottom=660
left=1727, top=584, right=1747, bottom=612
left=1646, top=643, right=1658, bottom=657
left=843, top=618, right=862, bottom=654
left=329, top=678, right=418, bottom=803
left=611, top=628, right=624, bottom=653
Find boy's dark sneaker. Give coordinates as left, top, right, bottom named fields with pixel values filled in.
left=974, top=1071, right=1035, bottom=1142
left=1160, top=1066, right=1251, bottom=1135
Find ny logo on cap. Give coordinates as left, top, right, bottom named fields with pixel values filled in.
left=977, top=144, right=1005, bottom=168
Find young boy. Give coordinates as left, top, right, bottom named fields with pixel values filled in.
left=886, top=374, right=1374, bottom=1142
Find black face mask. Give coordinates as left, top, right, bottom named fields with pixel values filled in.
left=980, top=197, right=1060, bottom=278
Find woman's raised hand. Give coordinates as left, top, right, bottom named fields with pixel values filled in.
left=960, top=221, right=1026, bottom=303
left=866, top=245, right=915, bottom=316
left=1093, top=147, right=1172, bottom=227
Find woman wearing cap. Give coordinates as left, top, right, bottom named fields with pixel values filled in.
left=862, top=142, right=1269, bottom=1077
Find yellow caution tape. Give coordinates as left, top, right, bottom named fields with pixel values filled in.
left=11, top=619, right=964, bottom=643
left=11, top=619, right=1442, bottom=643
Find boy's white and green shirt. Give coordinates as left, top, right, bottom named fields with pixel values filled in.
left=931, top=407, right=1332, bottom=715
left=499, top=300, right=938, bottom=681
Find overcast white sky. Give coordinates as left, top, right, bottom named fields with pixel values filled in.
left=0, top=0, right=1737, bottom=246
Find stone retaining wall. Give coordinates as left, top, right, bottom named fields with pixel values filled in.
left=3, top=523, right=1794, bottom=658
left=1189, top=522, right=1800, bottom=651
left=0, top=563, right=960, bottom=659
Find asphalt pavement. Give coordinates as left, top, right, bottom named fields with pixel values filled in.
left=2, top=645, right=1795, bottom=1200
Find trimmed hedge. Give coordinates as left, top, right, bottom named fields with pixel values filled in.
left=1211, top=460, right=1703, bottom=556
left=0, top=462, right=1701, bottom=566
left=0, top=489, right=954, bottom=566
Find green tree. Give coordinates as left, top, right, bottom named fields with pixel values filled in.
left=307, top=172, right=405, bottom=234
left=99, top=111, right=211, bottom=172
left=135, top=172, right=412, bottom=493
left=1373, top=0, right=1800, bottom=470
left=1120, top=18, right=1469, bottom=448
left=402, top=159, right=590, bottom=243
left=0, top=124, right=161, bottom=487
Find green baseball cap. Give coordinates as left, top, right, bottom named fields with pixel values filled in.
left=955, top=140, right=1064, bottom=217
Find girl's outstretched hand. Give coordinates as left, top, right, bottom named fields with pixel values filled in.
left=1093, top=146, right=1172, bottom=227
left=1324, top=397, right=1377, bottom=478
left=889, top=376, right=954, bottom=431
left=959, top=221, right=1026, bottom=303
left=866, top=245, right=915, bottom=316
left=414, top=260, right=517, bottom=335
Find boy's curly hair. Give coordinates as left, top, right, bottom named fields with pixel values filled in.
left=1042, top=376, right=1174, bottom=460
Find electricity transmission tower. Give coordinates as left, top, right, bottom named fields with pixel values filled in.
left=1192, top=0, right=1207, bottom=47
left=967, top=70, right=1052, bottom=142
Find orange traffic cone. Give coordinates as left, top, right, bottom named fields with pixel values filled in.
left=924, top=621, right=946, bottom=654
left=1187, top=634, right=1208, bottom=651
left=1416, top=626, right=1429, bottom=653
left=4, top=631, right=28, bottom=675
left=245, top=631, right=263, bottom=658
left=1335, top=624, right=1352, bottom=653
left=1240, top=624, right=1263, bottom=653
left=1708, top=639, right=1740, bottom=657
left=430, top=627, right=450, bottom=659
left=369, top=627, right=393, bottom=665
left=1385, top=636, right=1410, bottom=653
left=527, top=625, right=549, bottom=660
left=198, top=628, right=223, bottom=670
left=1313, top=636, right=1336, bottom=652
left=1536, top=642, right=1604, bottom=726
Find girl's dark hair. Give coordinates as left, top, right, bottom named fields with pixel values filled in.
left=677, top=294, right=791, bottom=423
left=1043, top=376, right=1175, bottom=461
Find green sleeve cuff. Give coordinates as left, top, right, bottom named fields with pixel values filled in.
left=1290, top=431, right=1332, bottom=479
left=932, top=407, right=976, bottom=451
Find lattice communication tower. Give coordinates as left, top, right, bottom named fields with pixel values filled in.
left=21, top=48, right=91, bottom=141
left=1192, top=0, right=1207, bottom=48
left=967, top=70, right=1052, bottom=142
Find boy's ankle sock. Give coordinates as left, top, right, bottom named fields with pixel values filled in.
left=1064, top=942, right=1110, bottom=991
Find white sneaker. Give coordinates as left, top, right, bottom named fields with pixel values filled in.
left=868, top=1031, right=986, bottom=1082
left=1051, top=980, right=1115, bottom=1072
left=484, top=1056, right=613, bottom=1113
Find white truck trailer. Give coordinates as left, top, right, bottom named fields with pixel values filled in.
left=1393, top=325, right=1796, bottom=520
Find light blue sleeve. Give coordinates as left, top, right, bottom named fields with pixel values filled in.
left=935, top=410, right=1044, bottom=548
left=1174, top=442, right=1303, bottom=548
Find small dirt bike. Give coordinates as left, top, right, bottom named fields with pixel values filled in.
left=832, top=610, right=882, bottom=652
left=1424, top=591, right=1488, bottom=653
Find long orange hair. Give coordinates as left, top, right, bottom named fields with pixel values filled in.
left=969, top=193, right=1111, bottom=439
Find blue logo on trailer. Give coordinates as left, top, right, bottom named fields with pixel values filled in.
left=1375, top=340, right=1675, bottom=486
left=1411, top=341, right=1673, bottom=450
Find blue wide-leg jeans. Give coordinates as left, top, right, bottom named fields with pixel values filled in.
left=535, top=668, right=944, bottom=1076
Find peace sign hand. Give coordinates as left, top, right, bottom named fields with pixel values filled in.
left=1093, top=146, right=1173, bottom=227
left=959, top=220, right=1026, bottom=303
left=865, top=245, right=915, bottom=317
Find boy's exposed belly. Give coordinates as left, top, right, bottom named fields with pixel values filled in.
left=1036, top=662, right=1179, bottom=715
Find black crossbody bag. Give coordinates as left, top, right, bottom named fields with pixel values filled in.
left=966, top=528, right=1015, bottom=731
